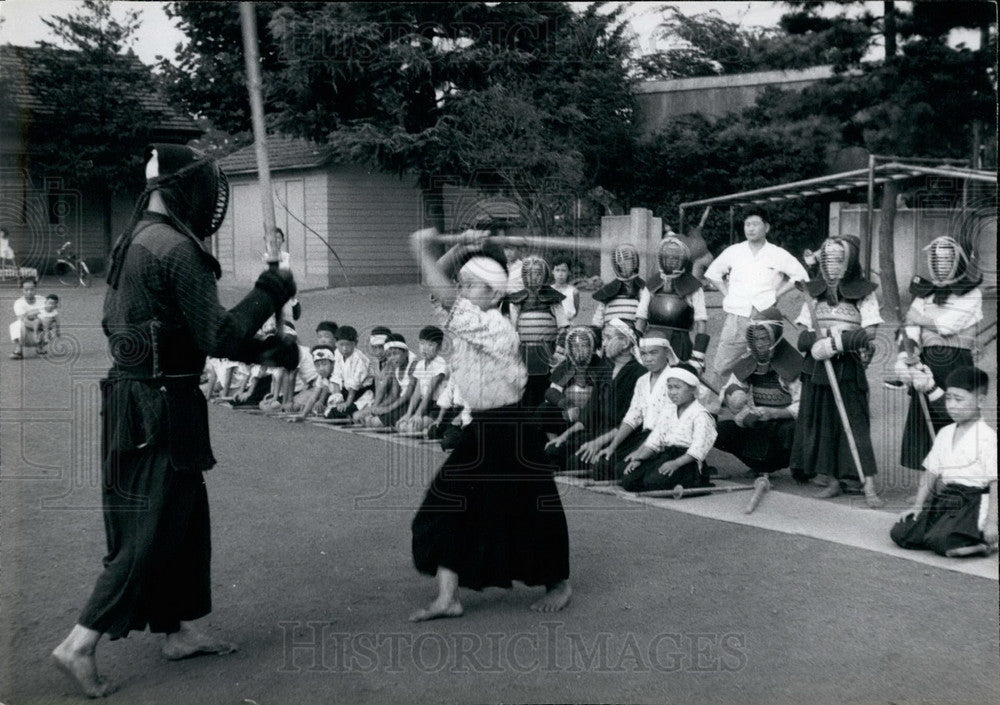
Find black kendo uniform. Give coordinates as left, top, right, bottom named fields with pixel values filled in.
left=509, top=256, right=564, bottom=409
left=789, top=235, right=880, bottom=486
left=592, top=244, right=644, bottom=328
left=714, top=308, right=803, bottom=476
left=533, top=326, right=602, bottom=436
left=78, top=144, right=298, bottom=639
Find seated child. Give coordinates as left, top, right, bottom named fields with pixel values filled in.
left=426, top=376, right=472, bottom=451
left=534, top=326, right=602, bottom=439
left=37, top=294, right=60, bottom=354
left=9, top=278, right=44, bottom=359
left=358, top=333, right=417, bottom=427
left=201, top=357, right=242, bottom=400
left=325, top=326, right=374, bottom=418
left=578, top=329, right=679, bottom=481
left=315, top=321, right=338, bottom=347
left=891, top=366, right=998, bottom=557
left=620, top=363, right=717, bottom=492
left=289, top=345, right=338, bottom=421
left=397, top=325, right=448, bottom=432
left=544, top=319, right=646, bottom=471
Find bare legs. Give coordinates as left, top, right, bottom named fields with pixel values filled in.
left=409, top=567, right=463, bottom=622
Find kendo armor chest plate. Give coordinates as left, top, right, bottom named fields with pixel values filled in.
left=647, top=291, right=694, bottom=330
left=517, top=309, right=559, bottom=343
left=748, top=369, right=793, bottom=408
left=813, top=300, right=862, bottom=334
left=602, top=297, right=639, bottom=323
left=564, top=382, right=592, bottom=409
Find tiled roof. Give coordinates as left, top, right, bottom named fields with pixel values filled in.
left=0, top=44, right=200, bottom=136
left=217, top=136, right=334, bottom=175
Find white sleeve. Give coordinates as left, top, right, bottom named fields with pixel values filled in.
left=689, top=287, right=707, bottom=321
left=621, top=378, right=646, bottom=429
left=858, top=292, right=883, bottom=328
left=553, top=303, right=567, bottom=329
left=703, top=247, right=731, bottom=282
left=592, top=303, right=605, bottom=328
left=794, top=302, right=813, bottom=329
left=921, top=429, right=947, bottom=475
left=778, top=248, right=808, bottom=283
left=635, top=288, right=650, bottom=320
left=687, top=411, right=717, bottom=462
left=932, top=289, right=983, bottom=336
left=13, top=299, right=26, bottom=317
left=978, top=428, right=998, bottom=482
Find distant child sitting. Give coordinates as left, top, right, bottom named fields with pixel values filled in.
left=891, top=367, right=998, bottom=557
left=325, top=326, right=374, bottom=418
left=37, top=294, right=61, bottom=354
left=358, top=333, right=416, bottom=427
left=579, top=329, right=678, bottom=481
left=551, top=257, right=579, bottom=325
left=289, top=346, right=338, bottom=421
left=620, top=363, right=717, bottom=492
left=427, top=376, right=472, bottom=451
left=315, top=321, right=338, bottom=347
left=398, top=325, right=448, bottom=432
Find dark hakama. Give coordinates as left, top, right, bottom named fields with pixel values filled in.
left=790, top=363, right=878, bottom=483
left=78, top=448, right=212, bottom=639
left=899, top=346, right=973, bottom=469
left=890, top=483, right=988, bottom=555
left=411, top=404, right=570, bottom=590
left=589, top=428, right=651, bottom=481
left=619, top=445, right=709, bottom=492
left=714, top=418, right=796, bottom=474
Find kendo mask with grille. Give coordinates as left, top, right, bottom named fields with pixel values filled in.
left=612, top=244, right=640, bottom=281
left=817, top=236, right=862, bottom=303
left=658, top=236, right=691, bottom=277
left=924, top=236, right=968, bottom=287
left=521, top=255, right=550, bottom=291
left=745, top=312, right=783, bottom=366
left=144, top=144, right=229, bottom=241
left=565, top=326, right=597, bottom=369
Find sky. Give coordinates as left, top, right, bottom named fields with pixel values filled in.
left=0, top=1, right=979, bottom=66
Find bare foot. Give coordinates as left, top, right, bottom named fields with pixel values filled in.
left=408, top=599, right=463, bottom=622
left=52, top=644, right=114, bottom=698
left=809, top=476, right=831, bottom=487
left=162, top=624, right=237, bottom=661
left=814, top=482, right=842, bottom=499
left=531, top=581, right=572, bottom=613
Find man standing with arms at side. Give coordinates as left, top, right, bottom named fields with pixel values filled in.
left=704, top=212, right=807, bottom=386
left=52, top=144, right=299, bottom=697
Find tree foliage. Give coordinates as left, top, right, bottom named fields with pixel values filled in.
left=29, top=0, right=163, bottom=190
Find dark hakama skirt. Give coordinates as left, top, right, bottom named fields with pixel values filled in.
left=590, top=428, right=651, bottom=481
left=411, top=404, right=570, bottom=590
left=78, top=448, right=212, bottom=639
left=790, top=373, right=878, bottom=482
left=619, top=446, right=709, bottom=492
left=899, top=346, right=973, bottom=469
left=890, top=483, right=987, bottom=555
left=715, top=418, right=796, bottom=474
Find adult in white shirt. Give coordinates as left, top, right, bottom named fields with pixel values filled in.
left=703, top=213, right=807, bottom=383
left=9, top=278, right=45, bottom=359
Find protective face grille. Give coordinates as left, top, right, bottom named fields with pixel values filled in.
left=819, top=239, right=848, bottom=286
left=208, top=166, right=230, bottom=237
left=925, top=236, right=963, bottom=285
left=521, top=255, right=550, bottom=289
left=658, top=236, right=690, bottom=275
left=745, top=322, right=779, bottom=364
left=612, top=245, right=639, bottom=280
left=566, top=326, right=597, bottom=368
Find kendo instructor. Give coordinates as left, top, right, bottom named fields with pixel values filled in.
left=52, top=144, right=299, bottom=698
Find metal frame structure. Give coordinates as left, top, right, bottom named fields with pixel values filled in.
left=678, top=155, right=997, bottom=274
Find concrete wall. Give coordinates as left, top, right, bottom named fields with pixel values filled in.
left=599, top=208, right=661, bottom=281
left=635, top=66, right=840, bottom=137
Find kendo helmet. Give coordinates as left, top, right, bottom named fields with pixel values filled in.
left=818, top=236, right=861, bottom=288
left=924, top=236, right=970, bottom=286
left=745, top=308, right=784, bottom=365
left=520, top=255, right=550, bottom=290
left=657, top=236, right=691, bottom=276
left=565, top=325, right=597, bottom=369
left=611, top=244, right=640, bottom=281
left=144, top=144, right=229, bottom=241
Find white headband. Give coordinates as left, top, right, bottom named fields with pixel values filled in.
left=605, top=318, right=637, bottom=344
left=665, top=366, right=699, bottom=387
left=384, top=341, right=409, bottom=352
left=369, top=334, right=388, bottom=347
left=638, top=336, right=672, bottom=350
left=459, top=256, right=508, bottom=292
left=311, top=348, right=335, bottom=362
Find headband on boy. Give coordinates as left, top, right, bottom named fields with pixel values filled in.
left=369, top=334, right=388, bottom=347
left=638, top=330, right=678, bottom=362
left=384, top=341, right=409, bottom=352
left=460, top=256, right=508, bottom=292
left=311, top=347, right=335, bottom=363
left=665, top=363, right=699, bottom=387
